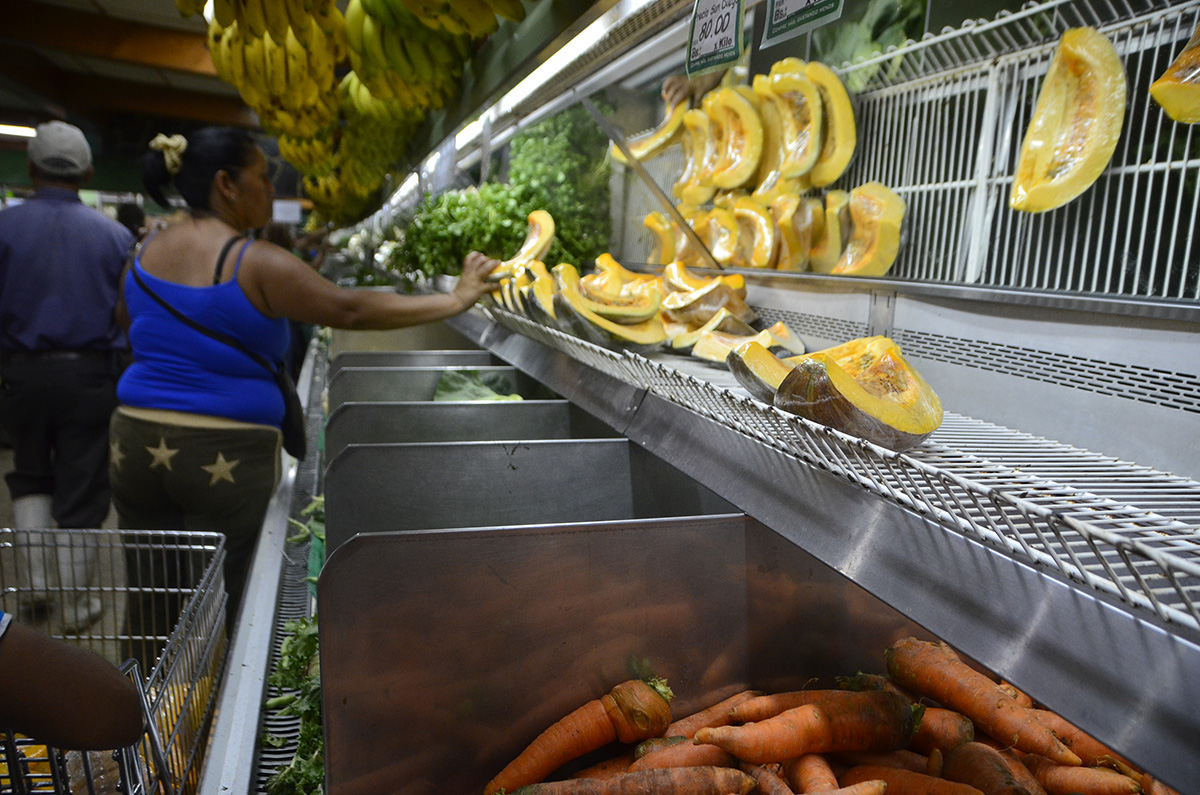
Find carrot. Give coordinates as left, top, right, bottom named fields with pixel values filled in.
left=833, top=750, right=928, bottom=773
left=884, top=638, right=1080, bottom=766
left=837, top=672, right=923, bottom=704
left=820, top=782, right=889, bottom=795
left=666, top=689, right=761, bottom=738
left=569, top=750, right=634, bottom=780
left=627, top=741, right=736, bottom=772
left=730, top=690, right=870, bottom=724
left=484, top=679, right=673, bottom=795
left=840, top=765, right=985, bottom=795
left=783, top=754, right=840, bottom=792
left=1141, top=775, right=1184, bottom=795
left=942, top=742, right=1034, bottom=795
left=1020, top=755, right=1140, bottom=795
left=740, top=761, right=796, bottom=795
left=635, top=736, right=688, bottom=759
left=510, top=766, right=758, bottom=794
left=1026, top=710, right=1133, bottom=772
left=909, top=707, right=974, bottom=755
left=997, top=683, right=1033, bottom=709
left=695, top=691, right=914, bottom=765
left=926, top=748, right=943, bottom=778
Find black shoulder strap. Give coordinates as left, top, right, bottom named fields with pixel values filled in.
left=213, top=235, right=244, bottom=285
left=130, top=264, right=279, bottom=376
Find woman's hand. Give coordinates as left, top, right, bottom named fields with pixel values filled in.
left=661, top=70, right=727, bottom=107
left=453, top=250, right=500, bottom=311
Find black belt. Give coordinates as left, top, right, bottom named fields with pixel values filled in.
left=1, top=349, right=117, bottom=363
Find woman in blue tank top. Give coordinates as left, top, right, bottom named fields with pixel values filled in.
left=111, top=128, right=496, bottom=628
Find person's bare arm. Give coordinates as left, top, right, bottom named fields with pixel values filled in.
left=0, top=621, right=143, bottom=750
left=240, top=244, right=498, bottom=330
left=662, top=69, right=727, bottom=107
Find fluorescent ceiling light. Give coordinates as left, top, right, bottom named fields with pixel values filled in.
left=0, top=124, right=36, bottom=138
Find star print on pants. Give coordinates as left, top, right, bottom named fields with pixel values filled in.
left=110, top=440, right=126, bottom=471
left=146, top=438, right=180, bottom=471
left=202, top=452, right=240, bottom=486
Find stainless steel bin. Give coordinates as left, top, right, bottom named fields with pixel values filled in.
left=326, top=366, right=543, bottom=413
left=318, top=517, right=927, bottom=795
left=328, top=350, right=500, bottom=379
left=323, top=438, right=736, bottom=554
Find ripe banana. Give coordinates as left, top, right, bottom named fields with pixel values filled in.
left=284, top=0, right=313, bottom=46
left=263, top=31, right=289, bottom=100
left=344, top=0, right=366, bottom=58
left=240, top=0, right=268, bottom=38
left=176, top=0, right=207, bottom=18
left=261, top=0, right=290, bottom=44
left=380, top=25, right=415, bottom=82
left=359, top=12, right=389, bottom=74
left=240, top=35, right=269, bottom=100
left=485, top=0, right=525, bottom=23
left=360, top=0, right=398, bottom=27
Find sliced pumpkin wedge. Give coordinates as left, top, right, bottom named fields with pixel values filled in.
left=833, top=182, right=906, bottom=277
left=489, top=209, right=555, bottom=281
left=670, top=307, right=757, bottom=352
left=1151, top=21, right=1200, bottom=124
left=703, top=206, right=741, bottom=267
left=776, top=336, right=943, bottom=452
left=662, top=277, right=757, bottom=327
left=728, top=340, right=804, bottom=403
left=707, top=87, right=764, bottom=190
left=551, top=264, right=667, bottom=350
left=810, top=190, right=851, bottom=274
left=805, top=62, right=856, bottom=188
left=732, top=196, right=779, bottom=269
left=611, top=101, right=688, bottom=164
left=644, top=212, right=677, bottom=265
left=768, top=62, right=824, bottom=180
left=1011, top=27, right=1126, bottom=213
left=676, top=109, right=719, bottom=206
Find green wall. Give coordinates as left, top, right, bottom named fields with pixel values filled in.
left=0, top=148, right=144, bottom=194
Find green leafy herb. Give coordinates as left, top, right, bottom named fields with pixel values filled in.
left=434, top=369, right=523, bottom=401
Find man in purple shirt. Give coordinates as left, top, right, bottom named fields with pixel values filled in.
left=0, top=122, right=133, bottom=632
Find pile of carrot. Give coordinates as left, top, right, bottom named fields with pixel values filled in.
left=482, top=638, right=1183, bottom=795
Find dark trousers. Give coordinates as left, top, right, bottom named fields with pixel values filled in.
left=0, top=352, right=121, bottom=528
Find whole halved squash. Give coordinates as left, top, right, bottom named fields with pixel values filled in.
left=611, top=101, right=688, bottom=164
left=1011, top=27, right=1126, bottom=213
left=805, top=62, right=856, bottom=187
left=774, top=336, right=943, bottom=452
left=832, top=182, right=906, bottom=277
left=810, top=190, right=851, bottom=273
left=489, top=209, right=555, bottom=281
left=1151, top=21, right=1200, bottom=124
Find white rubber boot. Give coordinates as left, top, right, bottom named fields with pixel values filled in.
left=13, top=494, right=55, bottom=600
left=57, top=533, right=102, bottom=634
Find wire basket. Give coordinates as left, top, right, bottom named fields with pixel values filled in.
left=0, top=529, right=227, bottom=795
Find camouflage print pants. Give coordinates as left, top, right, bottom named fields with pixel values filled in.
left=109, top=406, right=281, bottom=656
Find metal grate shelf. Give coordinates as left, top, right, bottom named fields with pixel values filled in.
left=485, top=304, right=1200, bottom=634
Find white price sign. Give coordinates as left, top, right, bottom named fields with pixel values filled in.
left=761, top=0, right=844, bottom=49
left=687, top=0, right=745, bottom=75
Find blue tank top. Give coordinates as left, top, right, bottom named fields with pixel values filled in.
left=117, top=239, right=290, bottom=426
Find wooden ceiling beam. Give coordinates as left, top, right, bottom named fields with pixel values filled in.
left=2, top=0, right=217, bottom=77
left=62, top=75, right=258, bottom=129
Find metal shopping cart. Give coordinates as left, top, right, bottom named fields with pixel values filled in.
left=0, top=529, right=227, bottom=795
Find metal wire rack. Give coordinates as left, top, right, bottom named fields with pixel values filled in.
left=622, top=351, right=1200, bottom=632
left=0, top=530, right=226, bottom=795
left=483, top=299, right=1200, bottom=631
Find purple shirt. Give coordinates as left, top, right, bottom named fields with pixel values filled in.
left=0, top=187, right=133, bottom=352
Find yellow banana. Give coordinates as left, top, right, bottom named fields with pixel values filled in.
left=176, top=0, right=207, bottom=17
left=241, top=0, right=268, bottom=38
left=360, top=0, right=397, bottom=27
left=451, top=0, right=499, bottom=38
left=307, top=21, right=331, bottom=83
left=380, top=25, right=415, bottom=81
left=212, top=0, right=237, bottom=26
left=261, top=0, right=290, bottom=44
left=404, top=32, right=435, bottom=85
left=284, top=27, right=310, bottom=103
left=207, top=18, right=229, bottom=81
left=284, top=0, right=313, bottom=46
left=359, top=12, right=389, bottom=73
left=343, top=0, right=366, bottom=57
left=485, top=0, right=525, bottom=23
left=263, top=31, right=289, bottom=100
left=225, top=25, right=247, bottom=92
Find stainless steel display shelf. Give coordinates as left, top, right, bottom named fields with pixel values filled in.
left=464, top=306, right=1200, bottom=790
left=485, top=306, right=1200, bottom=633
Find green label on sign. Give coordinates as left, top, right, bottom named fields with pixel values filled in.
left=761, top=0, right=845, bottom=49
left=687, top=0, right=745, bottom=75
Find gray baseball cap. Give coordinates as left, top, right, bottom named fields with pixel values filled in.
left=28, top=121, right=92, bottom=178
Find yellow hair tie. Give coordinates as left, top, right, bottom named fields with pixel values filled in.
left=149, top=133, right=188, bottom=176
